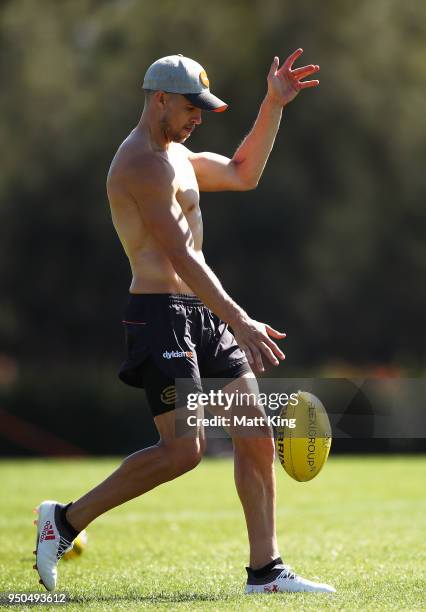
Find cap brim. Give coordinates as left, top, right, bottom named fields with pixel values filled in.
left=184, top=91, right=228, bottom=112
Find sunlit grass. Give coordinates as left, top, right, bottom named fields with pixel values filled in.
left=0, top=456, right=425, bottom=610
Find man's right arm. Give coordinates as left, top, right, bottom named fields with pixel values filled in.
left=126, top=154, right=285, bottom=371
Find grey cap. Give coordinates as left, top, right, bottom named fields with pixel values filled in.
left=143, top=54, right=228, bottom=112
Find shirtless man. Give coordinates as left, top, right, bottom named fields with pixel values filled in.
left=34, top=52, right=335, bottom=595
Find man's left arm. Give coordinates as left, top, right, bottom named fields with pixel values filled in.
left=188, top=48, right=319, bottom=192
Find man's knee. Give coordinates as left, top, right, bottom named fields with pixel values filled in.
left=234, top=434, right=275, bottom=466
left=162, top=437, right=204, bottom=476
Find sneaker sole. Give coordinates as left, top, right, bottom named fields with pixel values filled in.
left=33, top=505, right=47, bottom=589
left=33, top=502, right=57, bottom=591
left=246, top=583, right=336, bottom=594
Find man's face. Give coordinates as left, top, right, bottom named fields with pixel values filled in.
left=159, top=93, right=202, bottom=143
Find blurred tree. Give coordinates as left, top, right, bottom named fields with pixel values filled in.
left=0, top=0, right=425, bottom=370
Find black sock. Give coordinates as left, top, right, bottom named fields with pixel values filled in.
left=57, top=502, right=80, bottom=541
left=248, top=556, right=283, bottom=578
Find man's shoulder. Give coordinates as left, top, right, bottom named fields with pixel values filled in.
left=114, top=141, right=174, bottom=190
left=129, top=150, right=173, bottom=178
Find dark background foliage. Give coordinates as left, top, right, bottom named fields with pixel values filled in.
left=1, top=0, right=425, bottom=453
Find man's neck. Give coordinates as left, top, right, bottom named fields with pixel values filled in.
left=136, top=113, right=171, bottom=152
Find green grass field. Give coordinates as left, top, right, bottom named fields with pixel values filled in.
left=0, top=456, right=425, bottom=611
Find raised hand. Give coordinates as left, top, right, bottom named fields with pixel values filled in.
left=267, top=48, right=320, bottom=107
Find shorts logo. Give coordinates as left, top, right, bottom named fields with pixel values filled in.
left=160, top=385, right=177, bottom=405
left=162, top=350, right=194, bottom=359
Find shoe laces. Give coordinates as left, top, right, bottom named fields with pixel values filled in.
left=279, top=565, right=296, bottom=580
left=57, top=535, right=72, bottom=560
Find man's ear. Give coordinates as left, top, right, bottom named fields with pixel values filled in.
left=154, top=91, right=167, bottom=108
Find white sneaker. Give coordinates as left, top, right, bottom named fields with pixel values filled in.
left=33, top=500, right=73, bottom=591
left=245, top=564, right=336, bottom=594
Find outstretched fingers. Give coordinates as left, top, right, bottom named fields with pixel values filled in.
left=260, top=341, right=281, bottom=366
left=262, top=335, right=285, bottom=360
left=268, top=56, right=280, bottom=78
left=263, top=326, right=286, bottom=363
left=265, top=324, right=286, bottom=339
left=281, top=48, right=304, bottom=72
left=297, top=79, right=320, bottom=89
left=239, top=323, right=287, bottom=371
left=292, top=64, right=320, bottom=79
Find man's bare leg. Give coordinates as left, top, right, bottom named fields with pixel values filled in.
left=233, top=432, right=278, bottom=569
left=209, top=373, right=279, bottom=569
left=66, top=408, right=206, bottom=532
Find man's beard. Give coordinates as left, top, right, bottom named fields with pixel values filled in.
left=173, top=126, right=194, bottom=143
left=160, top=117, right=193, bottom=143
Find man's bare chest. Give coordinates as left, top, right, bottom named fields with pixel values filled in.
left=172, top=151, right=201, bottom=221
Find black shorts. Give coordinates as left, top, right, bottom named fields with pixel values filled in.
left=118, top=294, right=251, bottom=417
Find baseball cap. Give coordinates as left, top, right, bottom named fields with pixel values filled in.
left=143, top=54, right=228, bottom=112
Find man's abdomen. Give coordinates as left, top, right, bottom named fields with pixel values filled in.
left=128, top=248, right=204, bottom=295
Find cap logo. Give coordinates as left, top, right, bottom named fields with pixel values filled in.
left=199, top=70, right=209, bottom=88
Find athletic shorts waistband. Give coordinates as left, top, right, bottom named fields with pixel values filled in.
left=128, top=293, right=204, bottom=306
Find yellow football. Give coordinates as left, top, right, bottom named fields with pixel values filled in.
left=276, top=391, right=332, bottom=482
left=63, top=529, right=88, bottom=560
